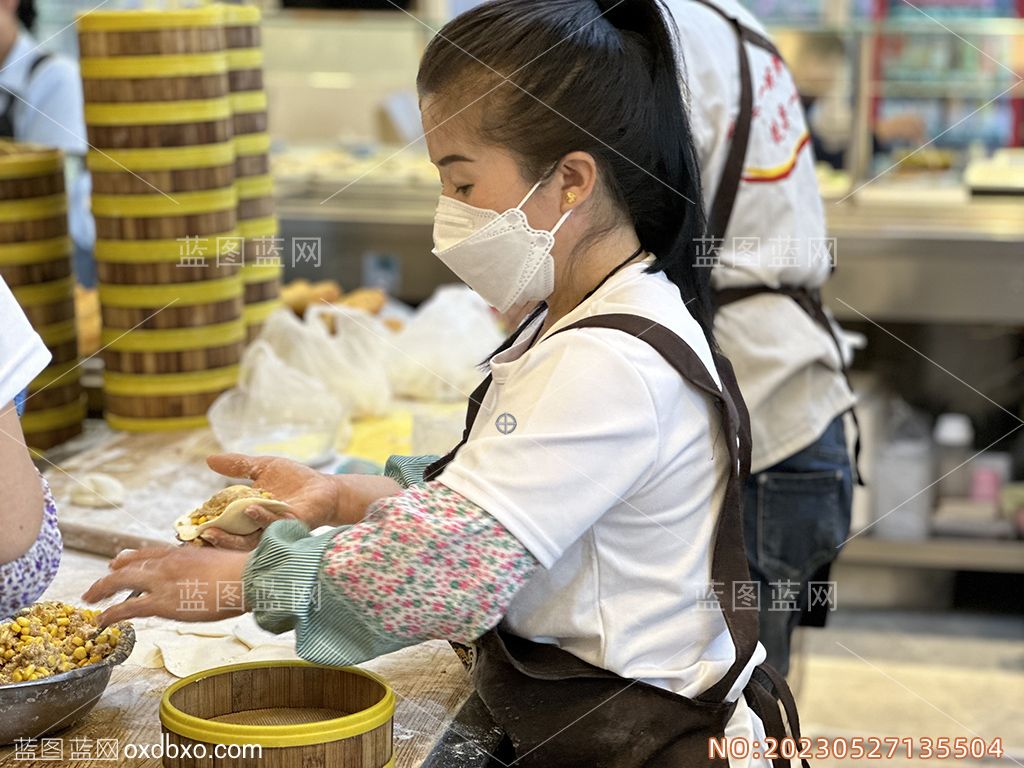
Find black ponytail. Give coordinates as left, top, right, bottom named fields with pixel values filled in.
left=418, top=0, right=714, bottom=347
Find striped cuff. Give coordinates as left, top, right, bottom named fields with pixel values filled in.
left=383, top=454, right=441, bottom=489
left=243, top=519, right=408, bottom=666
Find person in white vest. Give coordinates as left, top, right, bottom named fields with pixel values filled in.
left=667, top=0, right=856, bottom=675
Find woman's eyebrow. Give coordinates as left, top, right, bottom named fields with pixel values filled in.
left=436, top=154, right=474, bottom=167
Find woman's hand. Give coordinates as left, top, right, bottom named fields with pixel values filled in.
left=202, top=454, right=344, bottom=550
left=201, top=453, right=405, bottom=551
left=82, top=546, right=250, bottom=626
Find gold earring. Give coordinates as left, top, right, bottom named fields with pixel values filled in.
left=565, top=191, right=577, bottom=205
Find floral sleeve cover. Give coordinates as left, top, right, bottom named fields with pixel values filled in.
left=244, top=481, right=538, bottom=666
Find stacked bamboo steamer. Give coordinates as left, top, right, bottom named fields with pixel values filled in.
left=224, top=3, right=281, bottom=342
left=0, top=142, right=84, bottom=449
left=80, top=7, right=245, bottom=432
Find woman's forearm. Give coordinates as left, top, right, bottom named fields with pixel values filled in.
left=329, top=454, right=441, bottom=526
left=330, top=474, right=404, bottom=525
left=0, top=404, right=45, bottom=564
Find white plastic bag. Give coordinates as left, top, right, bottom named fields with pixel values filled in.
left=387, top=285, right=505, bottom=402
left=306, top=303, right=393, bottom=417
left=208, top=341, right=348, bottom=466
left=257, top=306, right=392, bottom=418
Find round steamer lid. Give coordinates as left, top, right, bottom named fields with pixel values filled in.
left=76, top=6, right=226, bottom=32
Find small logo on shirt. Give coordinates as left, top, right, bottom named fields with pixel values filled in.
left=495, top=413, right=517, bottom=435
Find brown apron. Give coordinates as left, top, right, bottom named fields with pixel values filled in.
left=424, top=314, right=810, bottom=768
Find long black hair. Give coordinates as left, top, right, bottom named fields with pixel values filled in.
left=417, top=0, right=714, bottom=347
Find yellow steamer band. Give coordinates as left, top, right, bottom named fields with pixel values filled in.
left=98, top=274, right=242, bottom=309
left=88, top=143, right=236, bottom=173
left=104, top=366, right=239, bottom=396
left=100, top=319, right=244, bottom=352
left=94, top=231, right=242, bottom=263
left=226, top=48, right=263, bottom=70
left=80, top=53, right=228, bottom=79
left=235, top=174, right=273, bottom=200
left=0, top=195, right=67, bottom=222
left=233, top=133, right=271, bottom=157
left=229, top=91, right=267, bottom=115
left=241, top=262, right=283, bottom=283
left=0, top=237, right=71, bottom=265
left=85, top=99, right=231, bottom=126
left=159, top=662, right=396, bottom=748
left=76, top=7, right=227, bottom=32
left=238, top=215, right=278, bottom=239
left=37, top=319, right=78, bottom=347
left=242, top=299, right=280, bottom=325
left=21, top=396, right=86, bottom=432
left=0, top=150, right=62, bottom=179
left=91, top=187, right=237, bottom=217
left=11, top=276, right=74, bottom=307
left=222, top=4, right=262, bottom=24
left=29, top=360, right=83, bottom=392
left=105, top=413, right=210, bottom=432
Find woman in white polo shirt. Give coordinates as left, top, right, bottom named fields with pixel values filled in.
left=86, top=1, right=813, bottom=764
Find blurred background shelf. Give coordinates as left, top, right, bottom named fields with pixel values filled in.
left=841, top=535, right=1024, bottom=572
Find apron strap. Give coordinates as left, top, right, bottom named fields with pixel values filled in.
left=716, top=285, right=865, bottom=486
left=690, top=0, right=781, bottom=244
left=426, top=312, right=760, bottom=704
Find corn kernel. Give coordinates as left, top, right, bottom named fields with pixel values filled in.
left=71, top=636, right=84, bottom=647
left=11, top=671, right=22, bottom=683
left=15, top=617, right=29, bottom=627
left=71, top=647, right=87, bottom=661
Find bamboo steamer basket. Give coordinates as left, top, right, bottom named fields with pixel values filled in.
left=160, top=661, right=395, bottom=768
left=225, top=3, right=280, bottom=342
left=79, top=8, right=248, bottom=431
left=0, top=142, right=83, bottom=449
left=79, top=9, right=232, bottom=152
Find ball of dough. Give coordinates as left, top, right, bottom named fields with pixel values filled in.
left=69, top=473, right=125, bottom=508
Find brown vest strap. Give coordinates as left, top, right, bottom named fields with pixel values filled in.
left=715, top=285, right=864, bottom=486
left=691, top=0, right=782, bottom=244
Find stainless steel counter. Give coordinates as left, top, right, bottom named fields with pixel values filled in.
left=277, top=186, right=1024, bottom=323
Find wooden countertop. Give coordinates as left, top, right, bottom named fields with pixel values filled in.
left=2, top=425, right=474, bottom=767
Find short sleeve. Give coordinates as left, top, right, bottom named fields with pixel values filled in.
left=436, top=330, right=661, bottom=568
left=0, top=276, right=50, bottom=408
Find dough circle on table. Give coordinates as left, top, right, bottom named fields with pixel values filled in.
left=69, top=473, right=125, bottom=508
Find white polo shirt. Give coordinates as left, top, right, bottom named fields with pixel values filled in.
left=438, top=259, right=770, bottom=768
left=0, top=275, right=50, bottom=408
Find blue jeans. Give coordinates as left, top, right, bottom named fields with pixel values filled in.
left=743, top=415, right=853, bottom=675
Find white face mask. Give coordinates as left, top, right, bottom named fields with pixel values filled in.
left=431, top=178, right=573, bottom=313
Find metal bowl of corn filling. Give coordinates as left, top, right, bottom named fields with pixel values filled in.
left=0, top=601, right=135, bottom=745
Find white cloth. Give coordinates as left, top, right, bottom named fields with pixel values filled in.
left=0, top=31, right=94, bottom=253
left=438, top=259, right=769, bottom=768
left=668, top=0, right=855, bottom=471
left=0, top=275, right=51, bottom=408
